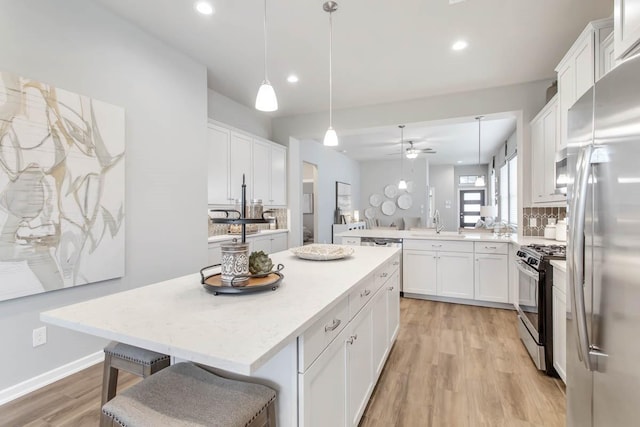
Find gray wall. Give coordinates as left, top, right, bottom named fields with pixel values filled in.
left=360, top=159, right=427, bottom=228
left=0, top=0, right=208, bottom=391
left=428, top=165, right=456, bottom=231
left=300, top=140, right=360, bottom=244
left=208, top=89, right=272, bottom=140
left=302, top=182, right=314, bottom=238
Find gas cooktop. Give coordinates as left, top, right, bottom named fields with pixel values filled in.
left=519, top=244, right=566, bottom=264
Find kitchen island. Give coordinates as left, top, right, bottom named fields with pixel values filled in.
left=41, top=245, right=401, bottom=427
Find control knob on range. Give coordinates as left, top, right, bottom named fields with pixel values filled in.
left=528, top=257, right=538, bottom=266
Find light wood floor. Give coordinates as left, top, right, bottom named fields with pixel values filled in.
left=0, top=298, right=565, bottom=427
left=360, top=298, right=566, bottom=427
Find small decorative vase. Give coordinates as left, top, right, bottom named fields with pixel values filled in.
left=220, top=239, right=250, bottom=286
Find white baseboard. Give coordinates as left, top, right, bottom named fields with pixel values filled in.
left=0, top=351, right=104, bottom=406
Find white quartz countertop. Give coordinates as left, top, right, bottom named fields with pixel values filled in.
left=208, top=229, right=288, bottom=243
left=41, top=245, right=399, bottom=376
left=338, top=229, right=554, bottom=246
left=550, top=260, right=567, bottom=272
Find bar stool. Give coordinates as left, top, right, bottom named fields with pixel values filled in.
left=101, top=342, right=171, bottom=408
left=101, top=362, right=277, bottom=427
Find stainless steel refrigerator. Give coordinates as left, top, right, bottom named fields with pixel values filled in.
left=566, top=52, right=640, bottom=426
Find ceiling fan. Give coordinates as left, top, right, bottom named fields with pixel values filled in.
left=387, top=141, right=436, bottom=158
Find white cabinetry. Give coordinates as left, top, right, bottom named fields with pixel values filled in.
left=341, top=237, right=362, bottom=246
left=207, top=121, right=287, bottom=207
left=474, top=242, right=509, bottom=303
left=346, top=306, right=373, bottom=427
left=386, top=271, right=400, bottom=343
left=402, top=249, right=437, bottom=295
left=207, top=124, right=231, bottom=205
left=553, top=266, right=567, bottom=384
left=615, top=0, right=640, bottom=59
left=371, top=287, right=388, bottom=378
left=530, top=96, right=564, bottom=204
left=249, top=232, right=288, bottom=254
left=437, top=252, right=474, bottom=299
left=252, top=138, right=287, bottom=206
left=600, top=33, right=619, bottom=79
left=555, top=19, right=613, bottom=150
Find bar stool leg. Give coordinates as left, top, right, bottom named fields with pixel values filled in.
left=101, top=353, right=119, bottom=407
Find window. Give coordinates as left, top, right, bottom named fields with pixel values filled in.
left=459, top=175, right=485, bottom=185
left=499, top=155, right=518, bottom=226
left=459, top=190, right=485, bottom=228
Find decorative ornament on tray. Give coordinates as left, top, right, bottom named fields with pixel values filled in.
left=290, top=244, right=354, bottom=261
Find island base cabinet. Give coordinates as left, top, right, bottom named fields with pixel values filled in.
left=437, top=252, right=475, bottom=299
left=474, top=254, right=509, bottom=303
left=299, top=327, right=347, bottom=427
left=347, top=305, right=373, bottom=427
left=386, top=271, right=400, bottom=344
left=403, top=249, right=437, bottom=295
left=371, top=287, right=388, bottom=379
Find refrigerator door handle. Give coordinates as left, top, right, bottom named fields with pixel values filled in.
left=569, top=145, right=609, bottom=372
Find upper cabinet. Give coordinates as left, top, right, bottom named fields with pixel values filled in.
left=207, top=122, right=287, bottom=206
left=531, top=96, right=564, bottom=204
left=615, top=0, right=640, bottom=60
left=555, top=18, right=613, bottom=150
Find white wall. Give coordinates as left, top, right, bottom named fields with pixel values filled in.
left=208, top=89, right=272, bottom=139
left=0, top=0, right=208, bottom=392
left=360, top=159, right=427, bottom=227
left=299, top=140, right=360, bottom=244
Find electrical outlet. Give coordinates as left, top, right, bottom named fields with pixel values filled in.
left=33, top=326, right=47, bottom=347
left=529, top=217, right=537, bottom=227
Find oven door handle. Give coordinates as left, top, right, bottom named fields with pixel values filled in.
left=516, top=260, right=540, bottom=281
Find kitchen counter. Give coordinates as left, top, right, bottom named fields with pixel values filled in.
left=550, top=260, right=567, bottom=272
left=338, top=228, right=554, bottom=246
left=41, top=245, right=398, bottom=376
left=208, top=228, right=288, bottom=243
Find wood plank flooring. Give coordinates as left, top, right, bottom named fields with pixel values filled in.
left=0, top=298, right=565, bottom=426
left=360, top=298, right=565, bottom=427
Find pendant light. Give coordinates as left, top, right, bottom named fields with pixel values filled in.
left=475, top=116, right=486, bottom=187
left=398, top=125, right=407, bottom=190
left=255, top=0, right=278, bottom=112
left=323, top=1, right=339, bottom=146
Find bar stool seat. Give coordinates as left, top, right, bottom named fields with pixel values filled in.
left=102, top=362, right=277, bottom=427
left=102, top=342, right=171, bottom=408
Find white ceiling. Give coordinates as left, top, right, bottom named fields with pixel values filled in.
left=331, top=114, right=516, bottom=164
left=94, top=0, right=612, bottom=117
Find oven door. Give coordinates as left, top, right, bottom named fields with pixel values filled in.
left=516, top=260, right=543, bottom=343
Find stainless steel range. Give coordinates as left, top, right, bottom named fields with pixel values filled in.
left=516, top=243, right=566, bottom=375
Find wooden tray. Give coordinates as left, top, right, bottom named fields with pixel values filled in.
left=200, top=264, right=284, bottom=295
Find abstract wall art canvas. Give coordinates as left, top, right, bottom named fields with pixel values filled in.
left=0, top=71, right=125, bottom=301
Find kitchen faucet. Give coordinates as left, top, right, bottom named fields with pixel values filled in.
left=433, top=209, right=444, bottom=234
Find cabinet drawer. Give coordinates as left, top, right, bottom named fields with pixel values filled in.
left=342, top=237, right=361, bottom=246
left=474, top=242, right=509, bottom=255
left=374, top=256, right=400, bottom=289
left=298, top=297, right=349, bottom=373
left=403, top=239, right=473, bottom=253
left=349, top=275, right=376, bottom=320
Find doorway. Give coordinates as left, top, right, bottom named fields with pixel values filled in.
left=459, top=189, right=485, bottom=228
left=302, top=162, right=318, bottom=244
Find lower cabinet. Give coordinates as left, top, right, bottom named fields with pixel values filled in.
left=298, top=256, right=400, bottom=427
left=437, top=252, right=474, bottom=299
left=553, top=267, right=567, bottom=383
left=475, top=254, right=509, bottom=303
left=299, top=327, right=348, bottom=427
left=347, top=305, right=373, bottom=427
left=403, top=249, right=437, bottom=294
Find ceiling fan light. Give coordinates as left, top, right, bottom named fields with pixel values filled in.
left=406, top=150, right=418, bottom=159
left=324, top=127, right=339, bottom=146
left=398, top=179, right=408, bottom=190
left=255, top=80, right=278, bottom=112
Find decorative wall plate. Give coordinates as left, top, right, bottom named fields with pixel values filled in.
left=381, top=201, right=396, bottom=216
left=397, top=194, right=413, bottom=210
left=365, top=207, right=376, bottom=219
left=369, top=193, right=383, bottom=207
left=290, top=244, right=355, bottom=261
left=406, top=181, right=415, bottom=193
left=383, top=185, right=397, bottom=199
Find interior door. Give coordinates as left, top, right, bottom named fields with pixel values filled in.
left=459, top=190, right=485, bottom=228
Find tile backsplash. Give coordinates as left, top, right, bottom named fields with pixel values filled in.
left=208, top=207, right=288, bottom=237
left=522, top=207, right=567, bottom=237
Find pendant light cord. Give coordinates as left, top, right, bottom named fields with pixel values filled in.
left=477, top=116, right=482, bottom=167
left=328, top=10, right=333, bottom=128
left=263, top=0, right=268, bottom=81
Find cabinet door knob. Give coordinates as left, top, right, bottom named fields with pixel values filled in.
left=347, top=336, right=355, bottom=345
left=388, top=286, right=394, bottom=291
left=380, top=272, right=388, bottom=278
left=361, top=289, right=371, bottom=297
left=324, top=318, right=342, bottom=332
left=393, top=261, right=400, bottom=266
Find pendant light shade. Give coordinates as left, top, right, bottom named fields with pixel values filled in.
left=398, top=125, right=406, bottom=189
left=255, top=80, right=278, bottom=112
left=475, top=116, right=485, bottom=187
left=255, top=0, right=278, bottom=112
left=323, top=127, right=339, bottom=146
left=323, top=2, right=338, bottom=146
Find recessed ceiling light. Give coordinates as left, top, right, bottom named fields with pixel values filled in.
left=287, top=74, right=299, bottom=83
left=457, top=160, right=463, bottom=164
left=452, top=40, right=468, bottom=51
left=195, top=1, right=214, bottom=15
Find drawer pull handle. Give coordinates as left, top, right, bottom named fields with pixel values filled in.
left=361, top=289, right=371, bottom=297
left=324, top=319, right=342, bottom=332
left=388, top=286, right=394, bottom=291
left=393, top=261, right=400, bottom=266
left=485, top=246, right=497, bottom=249
left=432, top=244, right=442, bottom=247
left=380, top=272, right=389, bottom=278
